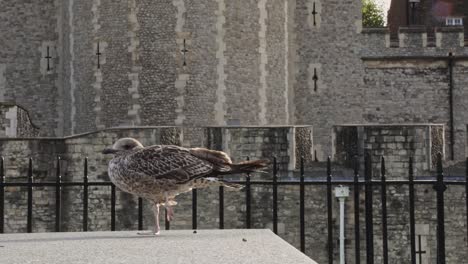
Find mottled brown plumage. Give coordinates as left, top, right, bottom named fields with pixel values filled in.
left=103, top=137, right=268, bottom=235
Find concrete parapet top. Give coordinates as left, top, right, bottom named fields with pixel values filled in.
left=0, top=125, right=312, bottom=141
left=361, top=27, right=389, bottom=34
left=435, top=26, right=464, bottom=33
left=398, top=26, right=427, bottom=33
left=0, top=230, right=317, bottom=264
left=336, top=123, right=444, bottom=127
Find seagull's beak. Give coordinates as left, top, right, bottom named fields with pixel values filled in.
left=102, top=148, right=118, bottom=155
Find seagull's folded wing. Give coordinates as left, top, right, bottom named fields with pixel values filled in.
left=123, top=145, right=214, bottom=183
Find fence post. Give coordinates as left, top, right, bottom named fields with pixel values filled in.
left=246, top=157, right=251, bottom=229
left=409, top=157, right=416, bottom=264
left=55, top=156, right=62, bottom=232
left=300, top=156, right=305, bottom=253
left=380, top=157, right=388, bottom=264
left=27, top=158, right=33, bottom=233
left=465, top=157, right=468, bottom=248
left=0, top=157, right=4, bottom=234
left=364, top=153, right=374, bottom=264
left=327, top=156, right=333, bottom=264
left=83, top=157, right=88, bottom=231
left=272, top=157, right=278, bottom=234
left=192, top=188, right=197, bottom=230
left=353, top=156, right=360, bottom=264
left=138, top=197, right=143, bottom=231
left=434, top=153, right=446, bottom=264
left=219, top=186, right=224, bottom=230
left=111, top=184, right=116, bottom=231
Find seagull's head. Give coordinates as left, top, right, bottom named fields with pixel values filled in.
left=102, top=138, right=144, bottom=155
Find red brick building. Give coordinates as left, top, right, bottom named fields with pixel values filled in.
left=387, top=0, right=468, bottom=36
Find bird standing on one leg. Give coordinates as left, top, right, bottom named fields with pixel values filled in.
left=102, top=137, right=269, bottom=235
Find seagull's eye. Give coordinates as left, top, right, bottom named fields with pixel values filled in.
left=123, top=144, right=131, bottom=150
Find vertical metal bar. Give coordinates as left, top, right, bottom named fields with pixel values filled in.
left=0, top=157, right=4, bottom=234
left=381, top=157, right=388, bottom=264
left=272, top=157, right=278, bottom=234
left=448, top=53, right=455, bottom=160
left=138, top=197, right=143, bottom=231
left=192, top=188, right=197, bottom=230
left=83, top=157, right=88, bottom=231
left=435, top=153, right=446, bottom=264
left=409, top=157, right=416, bottom=264
left=55, top=156, right=62, bottom=232
left=246, top=157, right=251, bottom=229
left=418, top=235, right=423, bottom=264
left=364, top=153, right=374, bottom=264
left=466, top=157, right=468, bottom=248
left=406, top=0, right=410, bottom=25
left=219, top=186, right=224, bottom=229
left=327, top=156, right=333, bottom=264
left=27, top=158, right=33, bottom=233
left=165, top=208, right=170, bottom=230
left=353, top=157, right=360, bottom=264
left=300, top=156, right=305, bottom=253
left=111, top=184, right=116, bottom=231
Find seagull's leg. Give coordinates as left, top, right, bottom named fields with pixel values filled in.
left=165, top=192, right=174, bottom=222
left=137, top=203, right=160, bottom=236
left=153, top=203, right=161, bottom=235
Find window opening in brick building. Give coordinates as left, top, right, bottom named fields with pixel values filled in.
left=446, top=17, right=463, bottom=26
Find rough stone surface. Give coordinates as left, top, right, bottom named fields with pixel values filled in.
left=334, top=124, right=444, bottom=177
left=0, top=0, right=60, bottom=136
left=0, top=104, right=39, bottom=138
left=2, top=0, right=468, bottom=166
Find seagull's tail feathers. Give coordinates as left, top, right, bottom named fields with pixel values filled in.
left=225, top=159, right=270, bottom=175
left=190, top=148, right=232, bottom=164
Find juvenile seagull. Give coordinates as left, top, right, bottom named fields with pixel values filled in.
left=102, top=137, right=268, bottom=235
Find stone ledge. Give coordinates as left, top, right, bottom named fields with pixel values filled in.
left=0, top=229, right=318, bottom=264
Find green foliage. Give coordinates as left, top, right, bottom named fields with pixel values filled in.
left=362, top=0, right=385, bottom=27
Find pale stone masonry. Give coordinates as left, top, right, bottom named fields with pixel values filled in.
left=1, top=0, right=468, bottom=165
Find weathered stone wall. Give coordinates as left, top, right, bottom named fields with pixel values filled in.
left=5, top=0, right=468, bottom=167
left=359, top=27, right=468, bottom=162
left=0, top=104, right=40, bottom=138
left=330, top=125, right=466, bottom=264
left=334, top=125, right=444, bottom=177
left=0, top=138, right=64, bottom=232
left=16, top=107, right=40, bottom=138
left=0, top=0, right=60, bottom=136
left=292, top=2, right=468, bottom=164
left=59, top=0, right=289, bottom=134
left=293, top=0, right=365, bottom=161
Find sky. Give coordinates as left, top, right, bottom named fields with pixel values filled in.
left=375, top=0, right=391, bottom=13
left=375, top=0, right=392, bottom=24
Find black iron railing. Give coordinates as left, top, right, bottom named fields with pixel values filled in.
left=0, top=154, right=467, bottom=264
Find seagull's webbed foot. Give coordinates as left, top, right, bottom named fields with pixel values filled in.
left=164, top=192, right=175, bottom=222
left=137, top=230, right=160, bottom=236
left=166, top=207, right=174, bottom=222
